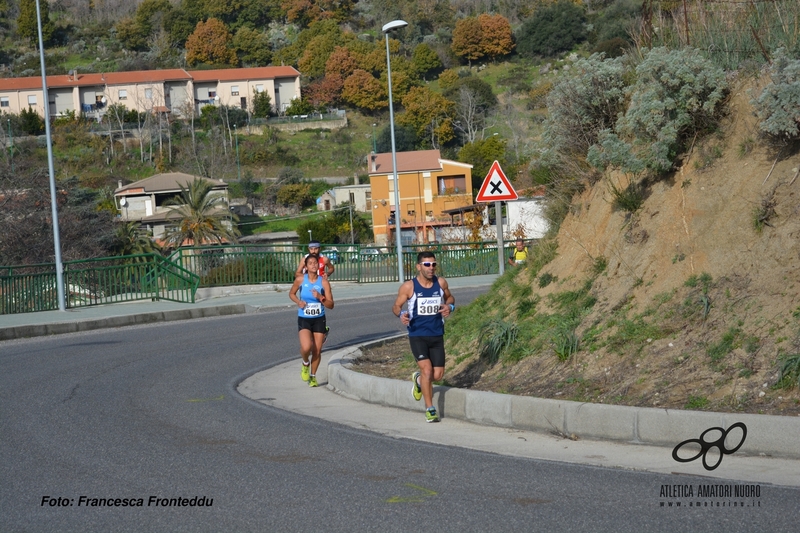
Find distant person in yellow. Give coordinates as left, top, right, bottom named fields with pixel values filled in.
left=508, top=238, right=528, bottom=266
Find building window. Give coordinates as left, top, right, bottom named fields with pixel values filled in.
left=437, top=176, right=466, bottom=195
left=255, top=84, right=264, bottom=93
left=118, top=90, right=127, bottom=100
left=28, top=95, right=37, bottom=105
left=145, top=88, right=152, bottom=100
left=231, top=85, right=239, bottom=96
left=208, top=90, right=216, bottom=99
left=0, top=97, right=8, bottom=107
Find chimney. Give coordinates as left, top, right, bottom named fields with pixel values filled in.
left=117, top=180, right=122, bottom=189
left=370, top=154, right=377, bottom=173
left=353, top=173, right=359, bottom=185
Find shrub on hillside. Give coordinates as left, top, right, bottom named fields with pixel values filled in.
left=752, top=48, right=800, bottom=141
left=516, top=1, right=587, bottom=58
left=593, top=37, right=628, bottom=58
left=539, top=53, right=628, bottom=163
left=591, top=47, right=728, bottom=174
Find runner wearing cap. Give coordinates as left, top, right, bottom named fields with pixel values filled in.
left=296, top=241, right=335, bottom=278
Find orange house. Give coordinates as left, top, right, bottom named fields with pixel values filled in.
left=367, top=150, right=474, bottom=245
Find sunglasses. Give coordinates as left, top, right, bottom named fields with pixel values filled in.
left=420, top=262, right=437, bottom=267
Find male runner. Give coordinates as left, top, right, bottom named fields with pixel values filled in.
left=392, top=251, right=454, bottom=422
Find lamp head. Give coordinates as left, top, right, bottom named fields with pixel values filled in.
left=382, top=20, right=408, bottom=33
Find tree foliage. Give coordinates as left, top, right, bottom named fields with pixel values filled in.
left=296, top=202, right=372, bottom=244
left=342, top=69, right=387, bottom=112
left=162, top=178, right=240, bottom=248
left=412, top=43, right=443, bottom=80
left=17, top=0, right=55, bottom=45
left=516, top=1, right=587, bottom=58
left=281, top=0, right=356, bottom=27
left=276, top=182, right=313, bottom=208
left=111, top=221, right=159, bottom=258
left=252, top=89, right=273, bottom=118
left=398, top=86, right=455, bottom=149
left=375, top=124, right=418, bottom=153
left=477, top=13, right=515, bottom=61
left=233, top=26, right=273, bottom=66
left=451, top=17, right=484, bottom=64
left=20, top=106, right=45, bottom=135
left=458, top=136, right=511, bottom=190
left=185, top=18, right=238, bottom=67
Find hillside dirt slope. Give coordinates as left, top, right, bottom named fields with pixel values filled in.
left=355, top=76, right=800, bottom=417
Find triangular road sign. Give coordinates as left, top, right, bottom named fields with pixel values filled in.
left=476, top=160, right=518, bottom=202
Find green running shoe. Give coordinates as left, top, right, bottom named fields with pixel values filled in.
left=425, top=407, right=439, bottom=423
left=411, top=371, right=422, bottom=401
left=308, top=376, right=318, bottom=387
left=301, top=363, right=310, bottom=382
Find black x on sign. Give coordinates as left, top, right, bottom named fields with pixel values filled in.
left=476, top=160, right=518, bottom=202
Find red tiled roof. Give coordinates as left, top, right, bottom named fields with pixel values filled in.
left=0, top=66, right=299, bottom=91
left=188, top=66, right=301, bottom=82
left=0, top=70, right=192, bottom=91
left=369, top=150, right=444, bottom=174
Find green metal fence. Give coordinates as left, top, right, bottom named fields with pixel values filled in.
left=1, top=254, right=199, bottom=314
left=167, top=242, right=504, bottom=286
left=1, top=242, right=506, bottom=315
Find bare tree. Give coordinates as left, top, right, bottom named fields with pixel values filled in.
left=454, top=86, right=485, bottom=144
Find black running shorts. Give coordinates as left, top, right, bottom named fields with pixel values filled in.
left=298, top=315, right=327, bottom=333
left=408, top=336, right=445, bottom=367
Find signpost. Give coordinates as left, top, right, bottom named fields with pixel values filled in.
left=476, top=161, right=518, bottom=275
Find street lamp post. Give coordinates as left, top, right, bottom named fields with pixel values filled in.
left=36, top=0, right=66, bottom=311
left=382, top=19, right=408, bottom=283
left=371, top=123, right=377, bottom=153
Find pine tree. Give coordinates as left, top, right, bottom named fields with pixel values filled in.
left=17, top=0, right=55, bottom=46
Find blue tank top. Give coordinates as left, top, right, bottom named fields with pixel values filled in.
left=407, top=276, right=445, bottom=337
left=297, top=274, right=325, bottom=318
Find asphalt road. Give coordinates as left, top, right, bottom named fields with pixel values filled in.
left=2, top=288, right=798, bottom=532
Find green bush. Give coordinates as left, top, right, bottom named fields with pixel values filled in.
left=592, top=37, right=628, bottom=58
left=613, top=47, right=728, bottom=174
left=516, top=1, right=587, bottom=58
left=752, top=48, right=800, bottom=140
left=541, top=54, right=628, bottom=163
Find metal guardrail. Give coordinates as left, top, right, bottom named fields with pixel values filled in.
left=1, top=254, right=199, bottom=314
left=2, top=242, right=507, bottom=315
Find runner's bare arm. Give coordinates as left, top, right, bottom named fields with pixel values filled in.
left=288, top=277, right=305, bottom=308
left=320, top=278, right=334, bottom=309
left=392, top=280, right=414, bottom=318
left=439, top=278, right=455, bottom=317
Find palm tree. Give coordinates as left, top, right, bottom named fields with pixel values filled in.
left=112, top=221, right=159, bottom=260
left=162, top=178, right=239, bottom=249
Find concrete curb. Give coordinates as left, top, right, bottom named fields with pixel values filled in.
left=0, top=304, right=252, bottom=341
left=327, top=339, right=800, bottom=460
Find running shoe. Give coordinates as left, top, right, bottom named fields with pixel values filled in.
left=301, top=363, right=310, bottom=382
left=411, top=371, right=422, bottom=401
left=425, top=407, right=439, bottom=423
left=323, top=326, right=330, bottom=346
left=308, top=376, right=318, bottom=387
